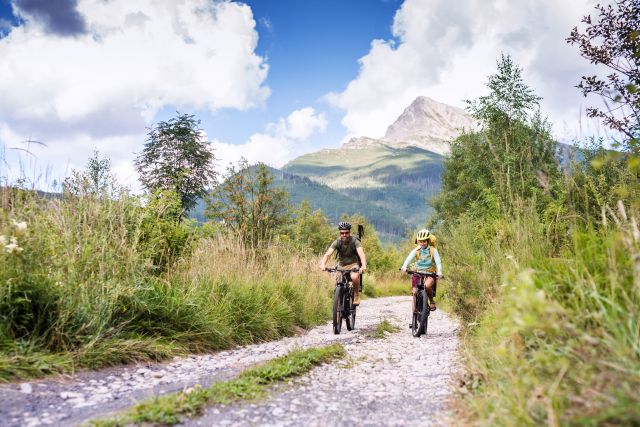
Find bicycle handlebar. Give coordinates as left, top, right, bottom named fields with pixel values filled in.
left=400, top=269, right=444, bottom=279
left=324, top=267, right=361, bottom=273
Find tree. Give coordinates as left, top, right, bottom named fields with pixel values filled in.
left=135, top=113, right=217, bottom=214
left=286, top=200, right=335, bottom=255
left=567, top=0, right=640, bottom=151
left=63, top=150, right=119, bottom=198
left=206, top=160, right=290, bottom=246
left=434, top=55, right=559, bottom=220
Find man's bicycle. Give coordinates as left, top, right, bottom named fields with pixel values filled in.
left=325, top=266, right=360, bottom=334
left=403, top=270, right=440, bottom=337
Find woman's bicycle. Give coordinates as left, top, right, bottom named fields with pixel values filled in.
left=403, top=270, right=440, bottom=337
left=325, top=266, right=360, bottom=334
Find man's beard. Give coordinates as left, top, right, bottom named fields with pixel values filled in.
left=341, top=235, right=350, bottom=243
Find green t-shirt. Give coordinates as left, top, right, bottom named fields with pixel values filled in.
left=330, top=236, right=362, bottom=266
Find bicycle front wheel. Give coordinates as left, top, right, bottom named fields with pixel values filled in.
left=418, top=289, right=429, bottom=336
left=346, top=289, right=355, bottom=331
left=412, top=292, right=422, bottom=337
left=333, top=286, right=343, bottom=334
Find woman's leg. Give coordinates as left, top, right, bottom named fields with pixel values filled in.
left=425, top=276, right=436, bottom=309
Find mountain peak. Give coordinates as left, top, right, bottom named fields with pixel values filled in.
left=383, top=96, right=477, bottom=146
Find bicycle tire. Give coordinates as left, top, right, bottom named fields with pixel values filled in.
left=412, top=291, right=422, bottom=337
left=333, top=287, right=343, bottom=334
left=346, top=287, right=355, bottom=330
left=418, top=289, right=429, bottom=336
left=342, top=288, right=353, bottom=331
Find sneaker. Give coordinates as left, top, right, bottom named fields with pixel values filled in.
left=353, top=293, right=360, bottom=306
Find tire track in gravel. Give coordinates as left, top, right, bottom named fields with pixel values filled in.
left=0, top=296, right=460, bottom=427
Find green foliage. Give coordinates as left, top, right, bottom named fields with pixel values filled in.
left=135, top=113, right=217, bottom=214
left=436, top=52, right=639, bottom=425
left=137, top=189, right=195, bottom=271
left=567, top=0, right=640, bottom=151
left=434, top=55, right=559, bottom=222
left=0, top=185, right=332, bottom=381
left=63, top=150, right=120, bottom=198
left=283, top=200, right=335, bottom=255
left=91, top=344, right=345, bottom=426
left=206, top=160, right=290, bottom=247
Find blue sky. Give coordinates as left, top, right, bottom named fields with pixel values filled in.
left=0, top=0, right=607, bottom=189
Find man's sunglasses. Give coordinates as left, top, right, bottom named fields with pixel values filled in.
left=339, top=231, right=350, bottom=235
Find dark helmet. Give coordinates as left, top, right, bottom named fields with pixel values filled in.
left=338, top=221, right=352, bottom=230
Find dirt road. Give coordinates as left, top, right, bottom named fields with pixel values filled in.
left=0, top=296, right=460, bottom=426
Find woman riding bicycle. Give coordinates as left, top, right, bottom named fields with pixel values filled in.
left=401, top=229, right=442, bottom=311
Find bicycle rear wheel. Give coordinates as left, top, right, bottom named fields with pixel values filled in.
left=333, top=286, right=343, bottom=334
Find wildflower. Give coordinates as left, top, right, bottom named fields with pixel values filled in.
left=5, top=236, right=23, bottom=254
left=0, top=235, right=7, bottom=246
left=12, top=220, right=28, bottom=236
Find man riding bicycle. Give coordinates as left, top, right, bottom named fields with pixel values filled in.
left=319, top=221, right=367, bottom=306
left=401, top=229, right=442, bottom=311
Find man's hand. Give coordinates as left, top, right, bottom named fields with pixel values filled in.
left=360, top=266, right=367, bottom=274
left=437, top=273, right=443, bottom=279
left=319, top=263, right=326, bottom=271
left=401, top=267, right=407, bottom=272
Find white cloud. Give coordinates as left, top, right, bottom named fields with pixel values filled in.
left=328, top=0, right=605, bottom=142
left=0, top=0, right=269, bottom=186
left=215, top=107, right=327, bottom=171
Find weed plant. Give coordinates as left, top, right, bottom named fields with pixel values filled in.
left=445, top=201, right=640, bottom=425
left=0, top=187, right=332, bottom=381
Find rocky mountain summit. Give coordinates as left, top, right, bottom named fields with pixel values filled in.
left=343, top=96, right=477, bottom=155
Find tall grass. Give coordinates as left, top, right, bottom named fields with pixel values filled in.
left=446, top=202, right=640, bottom=425
left=0, top=188, right=331, bottom=381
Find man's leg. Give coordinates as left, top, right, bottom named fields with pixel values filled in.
left=351, top=271, right=360, bottom=305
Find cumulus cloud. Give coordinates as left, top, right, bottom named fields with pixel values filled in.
left=0, top=0, right=269, bottom=188
left=328, top=0, right=603, bottom=141
left=215, top=107, right=327, bottom=171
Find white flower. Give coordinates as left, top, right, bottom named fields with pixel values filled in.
left=12, top=220, right=27, bottom=236
left=0, top=235, right=7, bottom=246
left=5, top=242, right=23, bottom=254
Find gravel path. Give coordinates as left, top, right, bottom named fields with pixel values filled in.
left=0, top=296, right=460, bottom=426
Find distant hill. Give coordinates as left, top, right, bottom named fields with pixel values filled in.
left=283, top=143, right=444, bottom=239
left=188, top=166, right=409, bottom=240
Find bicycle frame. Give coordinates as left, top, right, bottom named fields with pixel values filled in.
left=326, top=267, right=359, bottom=334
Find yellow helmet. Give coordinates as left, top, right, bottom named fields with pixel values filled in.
left=416, top=229, right=430, bottom=241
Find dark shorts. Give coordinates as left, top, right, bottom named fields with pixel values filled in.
left=411, top=274, right=437, bottom=296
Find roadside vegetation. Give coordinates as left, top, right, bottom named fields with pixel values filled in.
left=432, top=1, right=639, bottom=424
left=91, top=344, right=345, bottom=426
left=0, top=110, right=403, bottom=381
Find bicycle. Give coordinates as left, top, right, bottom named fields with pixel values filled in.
left=325, top=266, right=360, bottom=334
left=402, top=270, right=440, bottom=337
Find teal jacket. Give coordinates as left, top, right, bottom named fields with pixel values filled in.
left=401, top=245, right=442, bottom=274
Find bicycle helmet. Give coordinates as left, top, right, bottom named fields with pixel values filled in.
left=338, top=221, right=352, bottom=230
left=416, top=229, right=430, bottom=241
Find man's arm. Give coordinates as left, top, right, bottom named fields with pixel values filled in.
left=319, top=248, right=334, bottom=270
left=356, top=247, right=367, bottom=273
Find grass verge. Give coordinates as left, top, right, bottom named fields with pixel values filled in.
left=367, top=318, right=401, bottom=339
left=90, top=344, right=345, bottom=426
